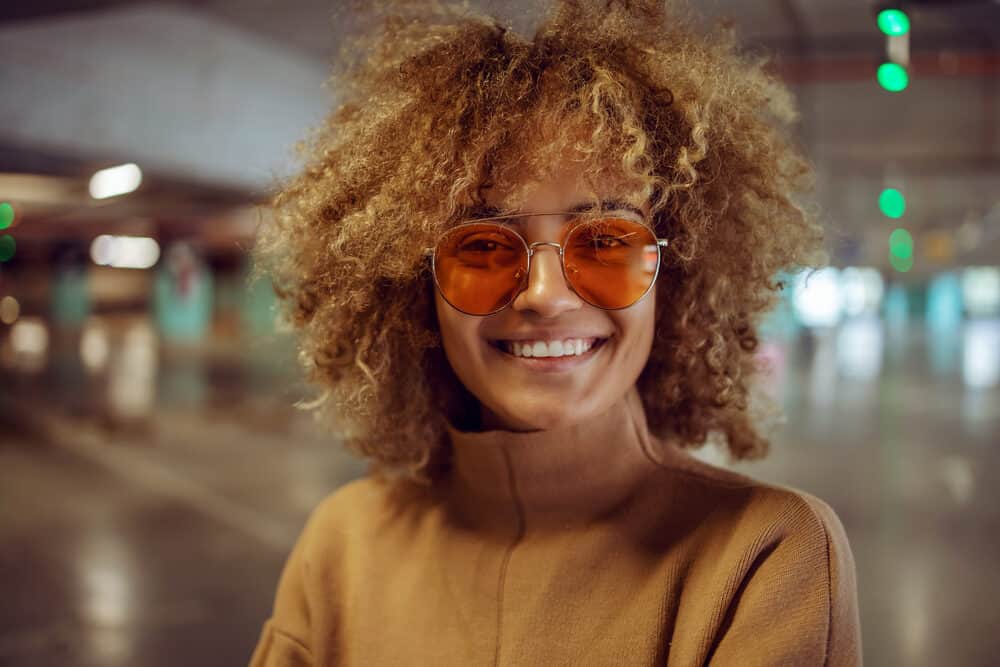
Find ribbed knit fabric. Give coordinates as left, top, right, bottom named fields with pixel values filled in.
left=249, top=385, right=862, bottom=666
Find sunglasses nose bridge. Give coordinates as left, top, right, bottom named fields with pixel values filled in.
left=516, top=239, right=578, bottom=306
left=524, top=240, right=566, bottom=280
left=527, top=240, right=564, bottom=255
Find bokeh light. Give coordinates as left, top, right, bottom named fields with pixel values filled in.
left=880, top=188, right=907, bottom=218
left=80, top=319, right=111, bottom=372
left=877, top=9, right=910, bottom=36
left=0, top=202, right=13, bottom=230
left=963, top=320, right=1000, bottom=388
left=90, top=235, right=161, bottom=269
left=841, top=267, right=885, bottom=317
left=961, top=267, right=1000, bottom=317
left=877, top=62, right=909, bottom=92
left=890, top=252, right=914, bottom=273
left=0, top=295, right=20, bottom=325
left=890, top=228, right=914, bottom=260
left=89, top=163, right=143, bottom=200
left=792, top=267, right=843, bottom=328
left=10, top=317, right=49, bottom=372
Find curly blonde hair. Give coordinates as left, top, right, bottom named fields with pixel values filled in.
left=253, top=0, right=827, bottom=484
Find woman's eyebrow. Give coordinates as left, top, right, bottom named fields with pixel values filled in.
left=468, top=204, right=504, bottom=219
left=568, top=199, right=644, bottom=218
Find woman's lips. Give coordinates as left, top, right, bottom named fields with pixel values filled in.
left=487, top=337, right=609, bottom=372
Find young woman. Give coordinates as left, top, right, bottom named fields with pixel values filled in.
left=249, top=1, right=862, bottom=665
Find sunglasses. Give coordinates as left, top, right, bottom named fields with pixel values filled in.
left=424, top=212, right=669, bottom=316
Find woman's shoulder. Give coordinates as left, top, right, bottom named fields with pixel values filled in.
left=647, top=452, right=863, bottom=664
left=647, top=442, right=854, bottom=558
left=295, top=475, right=441, bottom=547
left=659, top=453, right=862, bottom=661
left=661, top=442, right=843, bottom=521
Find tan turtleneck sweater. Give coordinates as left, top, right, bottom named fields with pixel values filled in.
left=249, top=386, right=862, bottom=666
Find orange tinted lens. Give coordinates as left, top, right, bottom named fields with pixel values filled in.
left=564, top=218, right=659, bottom=309
left=434, top=223, right=526, bottom=315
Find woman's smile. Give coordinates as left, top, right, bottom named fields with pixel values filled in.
left=485, top=335, right=611, bottom=374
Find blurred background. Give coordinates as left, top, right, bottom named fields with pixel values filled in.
left=0, top=1, right=997, bottom=665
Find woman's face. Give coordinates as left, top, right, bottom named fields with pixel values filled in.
left=434, top=164, right=657, bottom=431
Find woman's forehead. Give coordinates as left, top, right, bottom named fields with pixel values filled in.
left=482, top=155, right=648, bottom=206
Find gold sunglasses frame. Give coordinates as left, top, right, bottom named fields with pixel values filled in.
left=423, top=211, right=670, bottom=317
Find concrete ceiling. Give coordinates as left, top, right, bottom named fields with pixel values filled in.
left=1, top=0, right=998, bottom=272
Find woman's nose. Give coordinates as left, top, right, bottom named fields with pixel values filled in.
left=510, top=242, right=583, bottom=317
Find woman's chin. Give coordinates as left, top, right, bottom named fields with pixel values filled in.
left=483, top=400, right=588, bottom=432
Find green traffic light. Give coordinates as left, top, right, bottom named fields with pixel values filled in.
left=0, top=234, right=15, bottom=262
left=889, top=228, right=913, bottom=260
left=877, top=62, right=909, bottom=92
left=877, top=9, right=910, bottom=36
left=879, top=188, right=906, bottom=218
left=0, top=202, right=13, bottom=230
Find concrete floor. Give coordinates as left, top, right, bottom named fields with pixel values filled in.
left=1, top=321, right=998, bottom=666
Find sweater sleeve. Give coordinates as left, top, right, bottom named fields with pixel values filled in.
left=248, top=619, right=313, bottom=667
left=248, top=505, right=323, bottom=667
left=707, top=493, right=863, bottom=667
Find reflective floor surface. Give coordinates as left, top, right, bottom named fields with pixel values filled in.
left=1, top=319, right=998, bottom=666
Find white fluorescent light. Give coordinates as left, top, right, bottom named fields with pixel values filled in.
left=90, top=235, right=160, bottom=269
left=89, top=163, right=143, bottom=199
left=792, top=268, right=843, bottom=328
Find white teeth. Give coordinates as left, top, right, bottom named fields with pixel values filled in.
left=502, top=338, right=601, bottom=358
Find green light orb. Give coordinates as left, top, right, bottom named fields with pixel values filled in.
left=0, top=234, right=14, bottom=262
left=877, top=62, right=909, bottom=92
left=890, top=251, right=913, bottom=273
left=0, top=203, right=12, bottom=230
left=877, top=9, right=910, bottom=36
left=879, top=188, right=906, bottom=218
left=889, top=228, right=913, bottom=259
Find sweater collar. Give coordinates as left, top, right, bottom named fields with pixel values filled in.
left=443, top=385, right=664, bottom=531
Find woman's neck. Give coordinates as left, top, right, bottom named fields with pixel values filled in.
left=444, top=385, right=666, bottom=531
